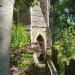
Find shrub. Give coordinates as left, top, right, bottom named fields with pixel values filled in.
left=11, top=23, right=30, bottom=48
left=17, top=53, right=33, bottom=69
left=10, top=49, right=33, bottom=69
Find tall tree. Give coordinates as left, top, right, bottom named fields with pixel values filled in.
left=0, top=0, right=15, bottom=75
left=51, top=0, right=75, bottom=75
left=51, top=0, right=75, bottom=41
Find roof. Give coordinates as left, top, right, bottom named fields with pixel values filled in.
left=31, top=4, right=47, bottom=28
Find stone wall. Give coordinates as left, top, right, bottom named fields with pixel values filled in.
left=31, top=26, right=47, bottom=50
left=31, top=1, right=47, bottom=49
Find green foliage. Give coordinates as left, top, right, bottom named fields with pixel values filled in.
left=21, top=53, right=32, bottom=58
left=53, top=26, right=75, bottom=75
left=51, top=0, right=75, bottom=39
left=54, top=26, right=75, bottom=62
left=15, top=0, right=37, bottom=7
left=51, top=0, right=75, bottom=74
left=46, top=49, right=52, bottom=56
left=10, top=50, right=33, bottom=69
left=17, top=60, right=30, bottom=68
left=17, top=53, right=32, bottom=68
left=11, top=23, right=30, bottom=48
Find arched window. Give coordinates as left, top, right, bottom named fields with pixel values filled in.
left=36, top=34, right=45, bottom=50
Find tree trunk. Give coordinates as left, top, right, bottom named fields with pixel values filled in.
left=0, top=0, right=14, bottom=75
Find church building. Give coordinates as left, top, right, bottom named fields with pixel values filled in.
left=14, top=0, right=52, bottom=50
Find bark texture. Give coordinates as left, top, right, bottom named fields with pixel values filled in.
left=0, top=0, right=14, bottom=75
